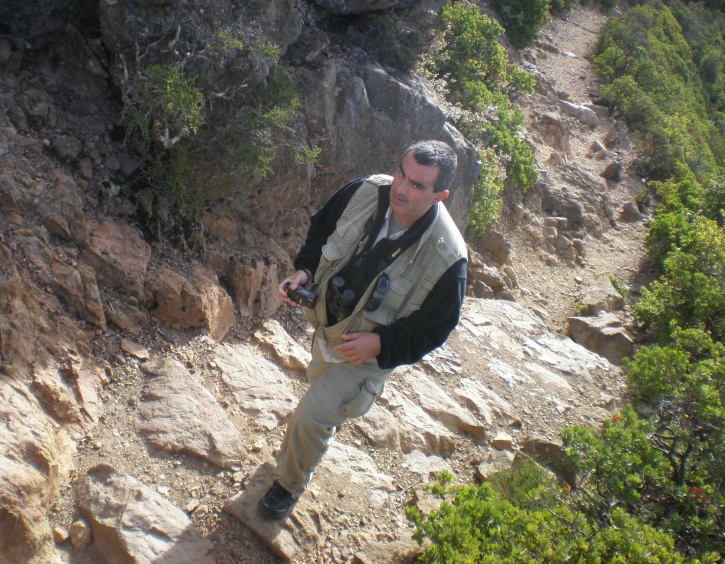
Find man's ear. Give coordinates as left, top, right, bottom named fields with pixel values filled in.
left=433, top=190, right=449, bottom=204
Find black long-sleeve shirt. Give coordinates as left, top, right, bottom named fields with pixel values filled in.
left=294, top=177, right=467, bottom=369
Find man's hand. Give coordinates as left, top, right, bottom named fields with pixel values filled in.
left=278, top=270, right=310, bottom=307
left=334, top=332, right=381, bottom=365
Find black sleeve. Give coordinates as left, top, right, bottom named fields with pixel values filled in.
left=293, top=177, right=367, bottom=274
left=374, top=257, right=467, bottom=369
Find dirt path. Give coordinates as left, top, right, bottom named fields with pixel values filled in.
left=505, top=6, right=651, bottom=336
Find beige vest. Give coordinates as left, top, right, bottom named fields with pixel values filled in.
left=304, top=174, right=467, bottom=380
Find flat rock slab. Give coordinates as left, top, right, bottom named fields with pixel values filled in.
left=454, top=378, right=518, bottom=425
left=138, top=357, right=244, bottom=468
left=253, top=319, right=311, bottom=372
left=383, top=388, right=456, bottom=457
left=402, top=369, right=485, bottom=440
left=224, top=443, right=396, bottom=562
left=223, top=462, right=318, bottom=562
left=77, top=464, right=214, bottom=564
left=215, top=344, right=299, bottom=430
left=120, top=338, right=149, bottom=360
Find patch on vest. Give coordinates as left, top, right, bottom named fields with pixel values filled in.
left=366, top=174, right=394, bottom=186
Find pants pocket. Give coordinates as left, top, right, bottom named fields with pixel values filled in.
left=339, top=379, right=384, bottom=419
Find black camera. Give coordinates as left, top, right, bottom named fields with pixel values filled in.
left=285, top=284, right=317, bottom=308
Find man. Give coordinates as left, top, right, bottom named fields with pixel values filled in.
left=259, top=140, right=468, bottom=519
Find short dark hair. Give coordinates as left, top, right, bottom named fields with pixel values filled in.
left=402, top=140, right=458, bottom=192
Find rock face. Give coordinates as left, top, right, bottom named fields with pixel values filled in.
left=298, top=61, right=479, bottom=234
left=146, top=267, right=235, bottom=341
left=17, top=235, right=106, bottom=329
left=215, top=344, right=299, bottom=430
left=138, top=358, right=244, bottom=469
left=568, top=313, right=633, bottom=365
left=82, top=217, right=151, bottom=298
left=311, top=0, right=408, bottom=14
left=76, top=464, right=214, bottom=564
left=0, top=377, right=73, bottom=563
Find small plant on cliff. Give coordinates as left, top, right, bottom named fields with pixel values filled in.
left=608, top=274, right=629, bottom=301
left=124, top=64, right=205, bottom=152
left=119, top=24, right=311, bottom=228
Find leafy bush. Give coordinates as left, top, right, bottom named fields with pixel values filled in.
left=637, top=214, right=725, bottom=341
left=492, top=0, right=550, bottom=48
left=407, top=471, right=692, bottom=562
left=427, top=4, right=537, bottom=234
left=593, top=4, right=725, bottom=183
left=562, top=331, right=725, bottom=558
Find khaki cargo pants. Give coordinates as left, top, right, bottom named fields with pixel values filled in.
left=277, top=336, right=387, bottom=497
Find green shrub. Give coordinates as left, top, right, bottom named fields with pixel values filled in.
left=466, top=150, right=504, bottom=235
left=295, top=145, right=321, bottom=165
left=562, top=332, right=725, bottom=558
left=407, top=472, right=692, bottom=562
left=492, top=0, right=550, bottom=48
left=124, top=64, right=204, bottom=152
left=593, top=4, right=725, bottom=183
left=637, top=214, right=725, bottom=341
left=428, top=4, right=537, bottom=233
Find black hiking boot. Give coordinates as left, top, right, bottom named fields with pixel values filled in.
left=258, top=481, right=298, bottom=520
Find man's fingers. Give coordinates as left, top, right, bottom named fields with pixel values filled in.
left=342, top=333, right=359, bottom=341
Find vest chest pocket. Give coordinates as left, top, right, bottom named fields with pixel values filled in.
left=382, top=276, right=421, bottom=313
left=335, top=214, right=362, bottom=243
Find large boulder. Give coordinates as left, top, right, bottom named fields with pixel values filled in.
left=580, top=276, right=624, bottom=315
left=76, top=464, right=214, bottom=564
left=567, top=313, right=633, bottom=365
left=145, top=267, right=235, bottom=341
left=560, top=100, right=598, bottom=128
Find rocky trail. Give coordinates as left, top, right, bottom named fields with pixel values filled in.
left=0, top=5, right=651, bottom=564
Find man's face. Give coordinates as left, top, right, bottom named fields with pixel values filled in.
left=390, top=151, right=449, bottom=227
